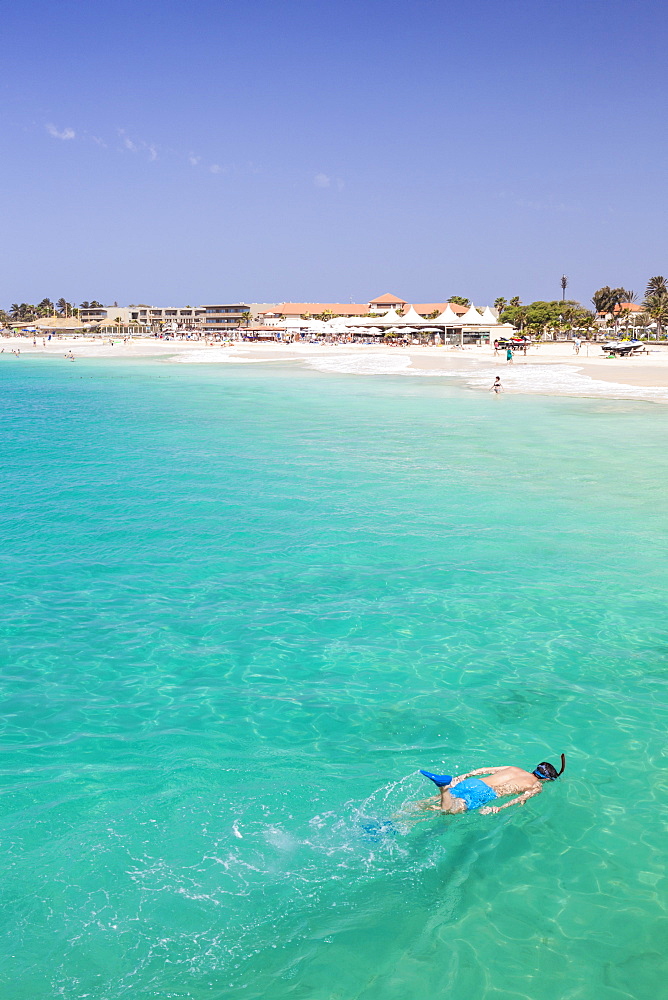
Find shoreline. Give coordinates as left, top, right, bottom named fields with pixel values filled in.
left=4, top=336, right=668, bottom=403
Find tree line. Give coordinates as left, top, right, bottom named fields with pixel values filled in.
left=3, top=279, right=667, bottom=337
left=492, top=276, right=667, bottom=338
left=0, top=299, right=104, bottom=325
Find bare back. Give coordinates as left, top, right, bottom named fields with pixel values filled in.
left=478, top=766, right=541, bottom=797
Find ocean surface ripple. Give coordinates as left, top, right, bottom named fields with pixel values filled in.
left=0, top=357, right=666, bottom=1000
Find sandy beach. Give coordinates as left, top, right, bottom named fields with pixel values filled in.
left=4, top=336, right=668, bottom=402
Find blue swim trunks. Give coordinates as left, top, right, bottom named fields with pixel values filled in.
left=450, top=778, right=497, bottom=811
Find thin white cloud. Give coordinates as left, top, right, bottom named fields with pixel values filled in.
left=118, top=129, right=158, bottom=161
left=314, top=173, right=330, bottom=188
left=49, top=124, right=240, bottom=177
left=118, top=129, right=137, bottom=151
left=46, top=124, right=75, bottom=140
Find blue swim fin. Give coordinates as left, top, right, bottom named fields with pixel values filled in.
left=420, top=770, right=453, bottom=788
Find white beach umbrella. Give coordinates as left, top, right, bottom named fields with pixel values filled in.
left=327, top=320, right=351, bottom=334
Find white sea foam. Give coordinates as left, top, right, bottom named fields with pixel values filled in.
left=172, top=349, right=667, bottom=402
left=304, top=353, right=668, bottom=401
left=304, top=353, right=414, bottom=375
left=428, top=364, right=668, bottom=401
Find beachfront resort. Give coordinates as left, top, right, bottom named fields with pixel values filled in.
left=3, top=283, right=666, bottom=344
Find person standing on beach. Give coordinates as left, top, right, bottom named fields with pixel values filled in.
left=573, top=337, right=581, bottom=355
left=490, top=377, right=503, bottom=393
left=506, top=347, right=513, bottom=363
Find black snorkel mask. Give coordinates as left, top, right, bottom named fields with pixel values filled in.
left=533, top=753, right=566, bottom=781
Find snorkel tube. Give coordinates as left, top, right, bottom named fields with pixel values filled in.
left=533, top=753, right=566, bottom=781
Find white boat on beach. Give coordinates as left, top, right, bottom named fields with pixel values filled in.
left=601, top=340, right=647, bottom=356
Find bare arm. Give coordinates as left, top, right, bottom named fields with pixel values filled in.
left=480, top=785, right=542, bottom=814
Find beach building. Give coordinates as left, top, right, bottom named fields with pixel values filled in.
left=78, top=305, right=131, bottom=325
left=368, top=293, right=407, bottom=312
left=257, top=303, right=370, bottom=326
left=76, top=294, right=501, bottom=338
left=128, top=306, right=205, bottom=330
left=256, top=295, right=469, bottom=327
left=200, top=304, right=251, bottom=332
left=79, top=303, right=251, bottom=333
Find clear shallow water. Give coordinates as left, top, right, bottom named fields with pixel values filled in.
left=0, top=357, right=666, bottom=1000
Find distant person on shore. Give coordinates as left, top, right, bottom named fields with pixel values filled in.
left=493, top=340, right=500, bottom=356
left=506, top=347, right=513, bottom=363
left=489, top=376, right=503, bottom=393
left=573, top=337, right=581, bottom=355
left=415, top=755, right=566, bottom=815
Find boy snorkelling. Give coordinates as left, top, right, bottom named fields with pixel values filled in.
left=415, top=755, right=565, bottom=815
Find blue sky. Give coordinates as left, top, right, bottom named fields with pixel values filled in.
left=2, top=0, right=666, bottom=307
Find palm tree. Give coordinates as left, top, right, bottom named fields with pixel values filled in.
left=240, top=311, right=252, bottom=328
left=592, top=286, right=613, bottom=315
left=514, top=307, right=527, bottom=332
left=560, top=275, right=568, bottom=301
left=592, top=286, right=628, bottom=333
left=449, top=296, right=470, bottom=307
left=645, top=276, right=667, bottom=300
left=56, top=297, right=70, bottom=317
left=9, top=303, right=21, bottom=321
left=16, top=303, right=36, bottom=321
left=494, top=297, right=507, bottom=314
left=645, top=294, right=668, bottom=340
left=509, top=296, right=521, bottom=308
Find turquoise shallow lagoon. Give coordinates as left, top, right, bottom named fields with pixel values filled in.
left=0, top=357, right=666, bottom=999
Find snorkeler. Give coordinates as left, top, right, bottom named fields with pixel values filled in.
left=417, top=755, right=565, bottom=815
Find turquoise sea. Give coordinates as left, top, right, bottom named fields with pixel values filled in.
left=1, top=356, right=666, bottom=1000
